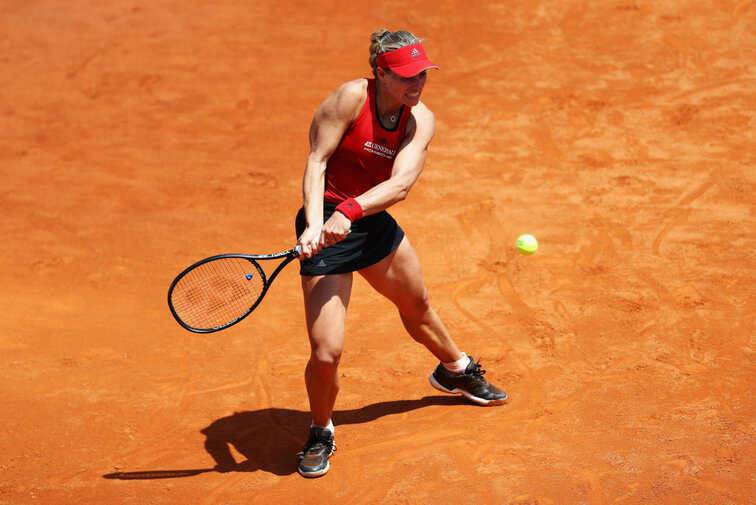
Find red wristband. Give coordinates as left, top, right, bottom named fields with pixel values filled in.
left=335, top=198, right=363, bottom=222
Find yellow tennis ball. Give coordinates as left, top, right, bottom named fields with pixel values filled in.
left=516, top=234, right=538, bottom=255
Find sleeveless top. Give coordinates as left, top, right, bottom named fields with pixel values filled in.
left=323, top=78, right=412, bottom=203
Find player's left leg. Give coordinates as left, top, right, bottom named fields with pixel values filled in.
left=359, top=237, right=462, bottom=362
left=359, top=237, right=507, bottom=405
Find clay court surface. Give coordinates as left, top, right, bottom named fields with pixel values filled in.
left=2, top=1, right=755, bottom=503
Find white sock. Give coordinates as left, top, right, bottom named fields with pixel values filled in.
left=442, top=352, right=468, bottom=373
left=312, top=419, right=334, bottom=434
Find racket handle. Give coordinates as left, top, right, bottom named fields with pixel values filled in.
left=294, top=244, right=302, bottom=257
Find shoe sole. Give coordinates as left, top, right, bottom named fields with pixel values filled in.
left=429, top=374, right=508, bottom=406
left=298, top=448, right=334, bottom=478
left=298, top=459, right=330, bottom=478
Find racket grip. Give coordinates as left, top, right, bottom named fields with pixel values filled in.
left=294, top=244, right=302, bottom=257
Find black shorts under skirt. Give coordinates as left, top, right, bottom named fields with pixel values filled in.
left=295, top=201, right=405, bottom=276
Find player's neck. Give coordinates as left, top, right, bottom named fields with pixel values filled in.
left=375, top=82, right=403, bottom=127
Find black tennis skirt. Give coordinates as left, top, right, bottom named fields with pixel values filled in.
left=295, top=201, right=404, bottom=275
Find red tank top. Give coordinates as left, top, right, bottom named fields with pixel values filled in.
left=324, top=79, right=411, bottom=203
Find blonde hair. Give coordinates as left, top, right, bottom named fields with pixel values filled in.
left=368, top=29, right=421, bottom=76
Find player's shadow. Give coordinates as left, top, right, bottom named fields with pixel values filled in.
left=103, top=395, right=466, bottom=479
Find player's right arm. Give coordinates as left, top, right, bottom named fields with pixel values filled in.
left=299, top=79, right=366, bottom=259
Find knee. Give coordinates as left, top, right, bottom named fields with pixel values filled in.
left=399, top=286, right=432, bottom=322
left=309, top=346, right=342, bottom=376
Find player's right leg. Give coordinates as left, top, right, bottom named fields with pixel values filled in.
left=298, top=272, right=352, bottom=477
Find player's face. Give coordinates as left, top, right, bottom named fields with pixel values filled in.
left=382, top=69, right=428, bottom=106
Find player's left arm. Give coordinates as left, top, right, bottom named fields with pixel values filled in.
left=352, top=103, right=436, bottom=216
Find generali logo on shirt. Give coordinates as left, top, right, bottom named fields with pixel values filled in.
left=363, top=141, right=396, bottom=160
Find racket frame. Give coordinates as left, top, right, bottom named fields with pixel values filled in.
left=167, top=246, right=300, bottom=333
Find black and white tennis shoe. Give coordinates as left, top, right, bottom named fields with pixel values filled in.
left=429, top=356, right=508, bottom=405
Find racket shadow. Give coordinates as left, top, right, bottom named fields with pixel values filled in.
left=102, top=395, right=467, bottom=479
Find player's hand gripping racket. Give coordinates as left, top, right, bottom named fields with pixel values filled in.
left=168, top=245, right=301, bottom=333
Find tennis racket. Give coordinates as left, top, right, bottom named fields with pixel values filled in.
left=168, top=245, right=301, bottom=333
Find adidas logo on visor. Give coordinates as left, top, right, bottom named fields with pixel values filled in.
left=410, top=48, right=421, bottom=58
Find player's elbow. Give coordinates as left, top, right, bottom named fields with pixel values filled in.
left=392, top=178, right=414, bottom=203
left=395, top=188, right=409, bottom=203
left=306, top=152, right=329, bottom=170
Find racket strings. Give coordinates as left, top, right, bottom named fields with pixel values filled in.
left=171, top=257, right=264, bottom=330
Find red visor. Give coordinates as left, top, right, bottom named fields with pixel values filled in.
left=376, top=43, right=439, bottom=78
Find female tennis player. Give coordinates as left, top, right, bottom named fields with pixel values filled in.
left=294, top=29, right=508, bottom=478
